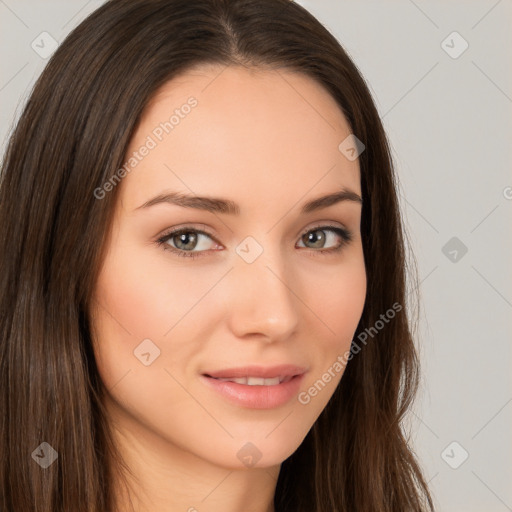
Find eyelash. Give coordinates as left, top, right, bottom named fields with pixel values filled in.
left=156, top=224, right=353, bottom=260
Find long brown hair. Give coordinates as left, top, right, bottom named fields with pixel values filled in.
left=0, top=0, right=434, bottom=510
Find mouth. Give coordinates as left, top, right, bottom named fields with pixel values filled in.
left=200, top=364, right=307, bottom=409
left=202, top=364, right=306, bottom=383
left=203, top=375, right=296, bottom=386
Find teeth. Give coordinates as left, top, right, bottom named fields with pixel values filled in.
left=247, top=377, right=265, bottom=385
left=214, top=376, right=285, bottom=386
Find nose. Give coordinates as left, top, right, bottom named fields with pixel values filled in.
left=225, top=249, right=300, bottom=343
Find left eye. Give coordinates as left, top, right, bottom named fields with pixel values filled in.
left=296, top=226, right=351, bottom=250
left=156, top=225, right=352, bottom=259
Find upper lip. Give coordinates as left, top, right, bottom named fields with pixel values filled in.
left=203, top=364, right=307, bottom=379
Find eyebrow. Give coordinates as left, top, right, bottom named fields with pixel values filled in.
left=135, top=188, right=362, bottom=215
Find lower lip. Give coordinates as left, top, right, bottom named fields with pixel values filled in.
left=200, top=374, right=305, bottom=409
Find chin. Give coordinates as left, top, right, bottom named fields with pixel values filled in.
left=195, top=426, right=310, bottom=470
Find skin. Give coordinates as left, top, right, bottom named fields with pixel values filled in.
left=90, top=64, right=367, bottom=512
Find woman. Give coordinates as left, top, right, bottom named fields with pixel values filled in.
left=0, top=0, right=435, bottom=510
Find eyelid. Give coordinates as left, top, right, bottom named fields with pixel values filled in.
left=298, top=220, right=349, bottom=237
left=156, top=220, right=349, bottom=240
left=155, top=223, right=220, bottom=245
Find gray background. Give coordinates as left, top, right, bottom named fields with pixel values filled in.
left=1, top=1, right=511, bottom=510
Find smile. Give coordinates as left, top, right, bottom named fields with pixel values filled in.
left=200, top=364, right=307, bottom=409
left=208, top=375, right=295, bottom=385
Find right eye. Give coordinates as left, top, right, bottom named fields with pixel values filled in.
left=156, top=227, right=221, bottom=259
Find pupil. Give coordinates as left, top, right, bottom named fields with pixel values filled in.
left=177, top=232, right=196, bottom=249
left=307, top=230, right=325, bottom=248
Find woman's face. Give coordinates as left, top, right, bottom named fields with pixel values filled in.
left=91, top=64, right=366, bottom=470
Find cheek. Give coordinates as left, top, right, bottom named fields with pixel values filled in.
left=90, top=244, right=226, bottom=389
left=89, top=249, right=226, bottom=443
left=304, top=250, right=367, bottom=348
left=93, top=241, right=222, bottom=339
left=320, top=270, right=366, bottom=346
left=296, top=250, right=366, bottom=399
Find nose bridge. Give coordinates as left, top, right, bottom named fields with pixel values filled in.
left=226, top=237, right=300, bottom=340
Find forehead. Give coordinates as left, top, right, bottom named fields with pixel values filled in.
left=120, top=64, right=361, bottom=213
